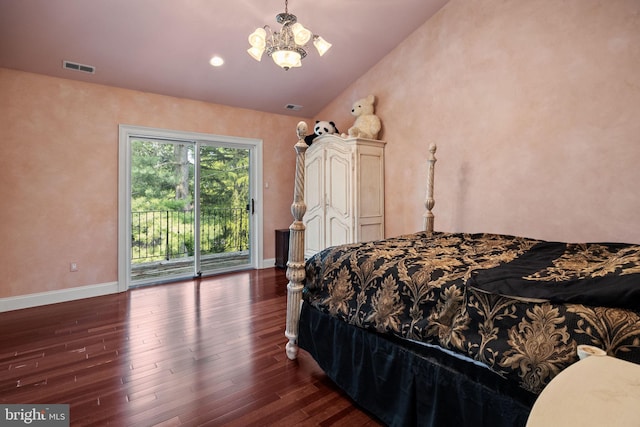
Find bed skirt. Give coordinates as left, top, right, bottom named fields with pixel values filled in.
left=298, top=303, right=536, bottom=427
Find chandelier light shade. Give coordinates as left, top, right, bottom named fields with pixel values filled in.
left=247, top=0, right=332, bottom=70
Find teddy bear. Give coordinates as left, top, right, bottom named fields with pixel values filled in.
left=345, top=94, right=381, bottom=140
left=304, top=120, right=340, bottom=145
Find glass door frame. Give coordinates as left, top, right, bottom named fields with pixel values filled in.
left=118, top=125, right=263, bottom=291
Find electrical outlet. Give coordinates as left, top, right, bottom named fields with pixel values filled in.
left=70, top=262, right=79, bottom=272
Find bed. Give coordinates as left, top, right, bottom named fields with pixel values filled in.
left=283, top=122, right=640, bottom=427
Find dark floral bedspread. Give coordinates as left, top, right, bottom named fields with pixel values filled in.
left=303, top=232, right=640, bottom=394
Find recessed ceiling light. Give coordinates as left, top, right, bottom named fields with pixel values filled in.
left=209, top=56, right=224, bottom=67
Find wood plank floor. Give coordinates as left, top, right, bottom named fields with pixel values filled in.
left=0, top=268, right=382, bottom=426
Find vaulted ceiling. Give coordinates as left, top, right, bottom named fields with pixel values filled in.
left=0, top=0, right=448, bottom=117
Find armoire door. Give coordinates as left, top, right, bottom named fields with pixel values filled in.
left=325, top=146, right=352, bottom=247
left=304, top=149, right=325, bottom=257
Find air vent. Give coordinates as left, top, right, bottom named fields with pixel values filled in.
left=63, top=60, right=96, bottom=74
left=285, top=104, right=303, bottom=111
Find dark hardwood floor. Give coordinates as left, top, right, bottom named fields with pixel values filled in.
left=0, top=268, right=382, bottom=426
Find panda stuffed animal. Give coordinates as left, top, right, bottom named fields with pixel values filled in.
left=304, top=120, right=340, bottom=146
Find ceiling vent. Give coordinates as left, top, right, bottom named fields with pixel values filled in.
left=63, top=60, right=96, bottom=74
left=285, top=104, right=303, bottom=111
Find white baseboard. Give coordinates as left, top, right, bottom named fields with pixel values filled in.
left=260, top=258, right=276, bottom=269
left=1, top=261, right=280, bottom=313
left=0, top=281, right=120, bottom=313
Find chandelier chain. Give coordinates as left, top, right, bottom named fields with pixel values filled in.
left=284, top=0, right=288, bottom=14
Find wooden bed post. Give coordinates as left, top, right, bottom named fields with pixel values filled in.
left=423, top=143, right=437, bottom=233
left=285, top=121, right=309, bottom=360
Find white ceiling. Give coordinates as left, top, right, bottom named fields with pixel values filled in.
left=0, top=0, right=448, bottom=117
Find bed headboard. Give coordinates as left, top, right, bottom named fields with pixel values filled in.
left=284, top=121, right=437, bottom=359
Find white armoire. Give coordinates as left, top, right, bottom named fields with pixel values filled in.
left=304, top=134, right=386, bottom=257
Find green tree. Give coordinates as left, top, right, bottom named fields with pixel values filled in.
left=131, top=140, right=194, bottom=212
left=199, top=146, right=249, bottom=210
left=199, top=146, right=249, bottom=253
left=130, top=140, right=250, bottom=262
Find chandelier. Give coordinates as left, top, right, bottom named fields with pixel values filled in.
left=247, top=0, right=332, bottom=70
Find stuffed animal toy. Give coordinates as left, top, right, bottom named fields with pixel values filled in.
left=346, top=94, right=381, bottom=139
left=304, top=120, right=340, bottom=145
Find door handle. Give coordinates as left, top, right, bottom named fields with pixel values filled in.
left=247, top=199, right=255, bottom=214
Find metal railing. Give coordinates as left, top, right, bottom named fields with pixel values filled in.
left=131, top=208, right=249, bottom=263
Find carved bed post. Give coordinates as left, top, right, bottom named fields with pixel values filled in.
left=423, top=143, right=437, bottom=234
left=285, top=121, right=309, bottom=360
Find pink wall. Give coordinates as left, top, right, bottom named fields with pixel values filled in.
left=3, top=0, right=640, bottom=302
left=317, top=0, right=640, bottom=244
left=0, top=68, right=301, bottom=298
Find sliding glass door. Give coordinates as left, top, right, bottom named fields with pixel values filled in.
left=130, top=139, right=197, bottom=282
left=196, top=144, right=251, bottom=277
left=119, top=126, right=262, bottom=288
